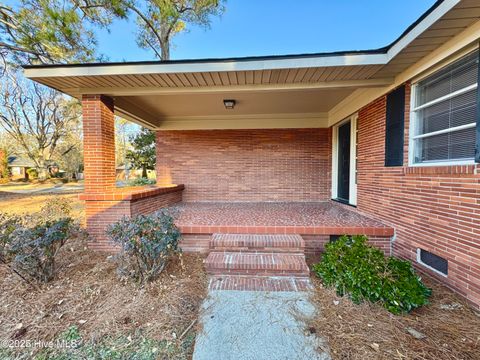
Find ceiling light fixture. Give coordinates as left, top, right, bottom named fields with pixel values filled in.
left=223, top=99, right=236, bottom=109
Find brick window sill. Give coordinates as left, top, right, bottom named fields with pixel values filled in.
left=79, top=184, right=185, bottom=201
left=403, top=165, right=478, bottom=176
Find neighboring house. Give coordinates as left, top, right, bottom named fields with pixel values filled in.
left=7, top=155, right=36, bottom=180
left=24, top=0, right=480, bottom=308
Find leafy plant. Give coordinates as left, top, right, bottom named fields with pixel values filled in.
left=313, top=235, right=431, bottom=314
left=39, top=198, right=72, bottom=221
left=9, top=218, right=74, bottom=282
left=0, top=213, right=20, bottom=260
left=126, top=177, right=156, bottom=187
left=26, top=167, right=38, bottom=180
left=107, top=209, right=181, bottom=284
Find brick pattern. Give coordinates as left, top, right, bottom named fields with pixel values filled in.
left=206, top=252, right=310, bottom=276
left=156, top=129, right=331, bottom=202
left=211, top=234, right=304, bottom=253
left=81, top=95, right=184, bottom=251
left=301, top=235, right=392, bottom=256
left=82, top=95, right=116, bottom=193
left=356, top=83, right=480, bottom=308
left=171, top=201, right=394, bottom=236
left=208, top=275, right=312, bottom=291
left=205, top=233, right=311, bottom=291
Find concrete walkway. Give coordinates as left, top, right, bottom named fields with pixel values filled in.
left=193, top=290, right=330, bottom=360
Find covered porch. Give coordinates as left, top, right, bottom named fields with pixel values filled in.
left=22, top=50, right=405, bottom=252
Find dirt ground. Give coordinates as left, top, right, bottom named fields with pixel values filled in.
left=0, top=234, right=207, bottom=359
left=309, top=275, right=480, bottom=360
left=0, top=190, right=207, bottom=359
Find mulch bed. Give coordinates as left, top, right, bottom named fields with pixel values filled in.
left=0, top=234, right=208, bottom=358
left=309, top=275, right=480, bottom=359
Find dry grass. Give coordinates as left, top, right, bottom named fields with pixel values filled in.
left=0, top=192, right=85, bottom=223
left=309, top=275, right=480, bottom=360
left=0, top=226, right=207, bottom=358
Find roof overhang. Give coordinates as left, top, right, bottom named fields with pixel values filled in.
left=23, top=0, right=480, bottom=130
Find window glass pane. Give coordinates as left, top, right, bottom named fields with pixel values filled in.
left=412, top=50, right=478, bottom=164
left=416, top=50, right=478, bottom=107
left=415, top=127, right=476, bottom=162
left=416, top=89, right=477, bottom=135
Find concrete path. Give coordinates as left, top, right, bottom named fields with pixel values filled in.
left=0, top=182, right=84, bottom=194
left=193, top=290, right=330, bottom=360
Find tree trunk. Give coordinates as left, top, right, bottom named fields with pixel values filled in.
left=142, top=165, right=148, bottom=179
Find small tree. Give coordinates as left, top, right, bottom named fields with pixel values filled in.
left=126, top=128, right=156, bottom=179
left=0, top=70, right=81, bottom=180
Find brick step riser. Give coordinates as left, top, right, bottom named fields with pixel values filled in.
left=210, top=247, right=304, bottom=253
left=207, top=269, right=310, bottom=277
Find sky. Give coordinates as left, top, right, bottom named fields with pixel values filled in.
left=95, top=0, right=437, bottom=62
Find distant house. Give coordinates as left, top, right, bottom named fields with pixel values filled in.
left=7, top=155, right=35, bottom=180
left=7, top=155, right=61, bottom=180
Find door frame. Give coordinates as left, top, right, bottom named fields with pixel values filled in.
left=331, top=113, right=357, bottom=206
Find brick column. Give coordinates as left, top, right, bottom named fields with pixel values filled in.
left=82, top=95, right=116, bottom=193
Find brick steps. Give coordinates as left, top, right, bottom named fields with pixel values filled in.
left=205, top=252, right=310, bottom=276
left=205, top=234, right=311, bottom=288
left=211, top=234, right=304, bottom=253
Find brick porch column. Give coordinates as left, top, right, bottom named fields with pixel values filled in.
left=81, top=95, right=116, bottom=193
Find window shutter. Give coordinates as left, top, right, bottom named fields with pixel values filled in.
left=476, top=48, right=480, bottom=163
left=385, top=85, right=406, bottom=166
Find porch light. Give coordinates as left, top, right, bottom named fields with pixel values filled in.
left=223, top=99, right=236, bottom=109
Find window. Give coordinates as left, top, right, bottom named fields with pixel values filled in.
left=410, top=50, right=479, bottom=165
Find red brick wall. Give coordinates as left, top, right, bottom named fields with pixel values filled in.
left=356, top=84, right=480, bottom=308
left=156, top=128, right=331, bottom=202
left=82, top=95, right=116, bottom=193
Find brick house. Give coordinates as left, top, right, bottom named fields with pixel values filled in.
left=24, top=1, right=480, bottom=307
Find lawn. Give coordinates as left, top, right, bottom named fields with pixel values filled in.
left=0, top=190, right=207, bottom=360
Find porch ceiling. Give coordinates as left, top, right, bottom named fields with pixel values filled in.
left=23, top=0, right=480, bottom=130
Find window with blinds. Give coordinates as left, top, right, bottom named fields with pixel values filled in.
left=410, top=50, right=479, bottom=165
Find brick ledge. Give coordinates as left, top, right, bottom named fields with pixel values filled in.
left=79, top=184, right=185, bottom=201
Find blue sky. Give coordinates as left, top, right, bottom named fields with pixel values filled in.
left=96, top=0, right=437, bottom=62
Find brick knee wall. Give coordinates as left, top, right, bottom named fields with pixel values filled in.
left=84, top=188, right=183, bottom=252
left=156, top=128, right=332, bottom=202
left=356, top=83, right=480, bottom=309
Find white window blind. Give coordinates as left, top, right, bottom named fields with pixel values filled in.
left=411, top=50, right=479, bottom=164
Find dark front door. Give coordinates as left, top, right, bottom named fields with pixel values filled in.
left=337, top=121, right=350, bottom=202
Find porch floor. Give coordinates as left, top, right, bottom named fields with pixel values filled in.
left=171, top=201, right=394, bottom=236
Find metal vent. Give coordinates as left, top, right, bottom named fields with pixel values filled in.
left=417, top=248, right=448, bottom=276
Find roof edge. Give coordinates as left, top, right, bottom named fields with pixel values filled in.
left=22, top=1, right=446, bottom=70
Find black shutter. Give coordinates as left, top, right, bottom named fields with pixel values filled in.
left=476, top=47, right=480, bottom=163
left=385, top=85, right=406, bottom=167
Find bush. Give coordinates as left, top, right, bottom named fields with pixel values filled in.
left=107, top=209, right=181, bottom=284
left=126, top=178, right=156, bottom=187
left=39, top=198, right=72, bottom=221
left=9, top=218, right=74, bottom=282
left=312, top=235, right=431, bottom=314
left=0, top=213, right=21, bottom=260
left=26, top=168, right=38, bottom=180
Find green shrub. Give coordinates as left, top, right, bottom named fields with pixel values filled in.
left=107, top=209, right=181, bottom=284
left=9, top=218, right=74, bottom=282
left=26, top=167, right=38, bottom=179
left=312, top=235, right=431, bottom=314
left=126, top=177, right=156, bottom=187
